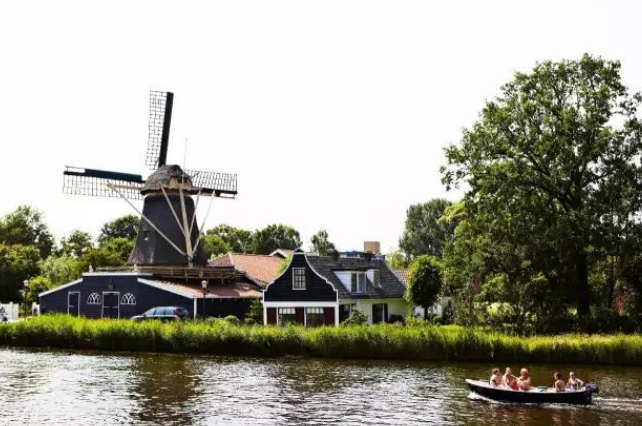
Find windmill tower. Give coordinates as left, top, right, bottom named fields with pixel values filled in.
left=63, top=91, right=237, bottom=269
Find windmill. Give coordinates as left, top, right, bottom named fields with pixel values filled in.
left=63, top=91, right=237, bottom=268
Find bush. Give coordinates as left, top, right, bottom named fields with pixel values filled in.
left=341, top=308, right=368, bottom=326
left=222, top=315, right=241, bottom=325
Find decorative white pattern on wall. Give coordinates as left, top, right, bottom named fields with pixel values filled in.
left=87, top=293, right=102, bottom=305
left=121, top=293, right=136, bottom=305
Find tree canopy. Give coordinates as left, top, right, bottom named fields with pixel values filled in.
left=442, top=54, right=642, bottom=322
left=251, top=224, right=301, bottom=255
left=404, top=256, right=443, bottom=317
left=206, top=224, right=252, bottom=253
left=0, top=206, right=54, bottom=258
left=399, top=199, right=454, bottom=259
left=98, top=215, right=140, bottom=244
left=310, top=229, right=335, bottom=255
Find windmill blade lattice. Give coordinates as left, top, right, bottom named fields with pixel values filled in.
left=146, top=91, right=173, bottom=170
left=63, top=167, right=145, bottom=200
left=185, top=169, right=238, bottom=196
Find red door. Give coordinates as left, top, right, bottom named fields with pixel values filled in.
left=324, top=308, right=335, bottom=326
left=267, top=308, right=277, bottom=325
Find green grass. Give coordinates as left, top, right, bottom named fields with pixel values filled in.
left=1, top=315, right=641, bottom=364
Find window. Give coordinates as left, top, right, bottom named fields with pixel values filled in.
left=372, top=270, right=381, bottom=287
left=277, top=307, right=297, bottom=326
left=350, top=272, right=366, bottom=293
left=87, top=293, right=101, bottom=305
left=372, top=303, right=388, bottom=323
left=121, top=293, right=136, bottom=305
left=306, top=307, right=325, bottom=327
left=292, top=268, right=306, bottom=290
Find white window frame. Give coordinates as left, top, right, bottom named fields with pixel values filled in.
left=372, top=269, right=381, bottom=287
left=120, top=293, right=136, bottom=306
left=292, top=268, right=306, bottom=290
left=87, top=293, right=101, bottom=305
left=350, top=272, right=366, bottom=293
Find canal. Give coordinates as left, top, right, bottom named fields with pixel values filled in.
left=0, top=348, right=641, bottom=425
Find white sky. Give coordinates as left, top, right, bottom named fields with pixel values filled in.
left=1, top=0, right=640, bottom=253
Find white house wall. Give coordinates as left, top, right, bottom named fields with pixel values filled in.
left=349, top=298, right=410, bottom=323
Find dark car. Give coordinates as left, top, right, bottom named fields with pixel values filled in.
left=131, top=306, right=191, bottom=321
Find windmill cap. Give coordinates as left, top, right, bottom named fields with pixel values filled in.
left=141, top=165, right=198, bottom=195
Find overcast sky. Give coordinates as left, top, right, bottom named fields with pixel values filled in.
left=1, top=0, right=640, bottom=252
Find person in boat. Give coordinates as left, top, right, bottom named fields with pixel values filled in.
left=489, top=368, right=502, bottom=387
left=554, top=372, right=566, bottom=392
left=517, top=368, right=531, bottom=391
left=502, top=367, right=519, bottom=390
left=566, top=371, right=584, bottom=390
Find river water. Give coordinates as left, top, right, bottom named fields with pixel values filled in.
left=0, top=348, right=641, bottom=425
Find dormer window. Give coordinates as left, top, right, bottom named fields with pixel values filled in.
left=350, top=272, right=366, bottom=293
left=292, top=268, right=306, bottom=290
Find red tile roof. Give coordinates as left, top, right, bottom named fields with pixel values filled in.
left=209, top=254, right=282, bottom=287
left=393, top=269, right=409, bottom=285
left=141, top=279, right=261, bottom=299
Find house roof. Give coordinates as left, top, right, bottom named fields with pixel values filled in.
left=393, top=269, right=409, bottom=285
left=140, top=278, right=261, bottom=299
left=209, top=253, right=282, bottom=287
left=306, top=255, right=406, bottom=300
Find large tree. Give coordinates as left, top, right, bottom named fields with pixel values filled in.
left=0, top=243, right=41, bottom=301
left=442, top=54, right=642, bottom=320
left=200, top=234, right=232, bottom=259
left=59, top=230, right=94, bottom=258
left=98, top=215, right=140, bottom=244
left=0, top=206, right=54, bottom=258
left=310, top=229, right=335, bottom=255
left=399, top=199, right=454, bottom=259
left=251, top=224, right=301, bottom=255
left=205, top=224, right=253, bottom=253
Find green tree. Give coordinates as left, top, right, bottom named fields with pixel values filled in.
left=24, top=276, right=53, bottom=306
left=59, top=230, right=94, bottom=258
left=99, top=237, right=134, bottom=263
left=0, top=243, right=41, bottom=301
left=399, top=199, right=454, bottom=259
left=40, top=254, right=81, bottom=287
left=405, top=256, right=443, bottom=318
left=276, top=255, right=291, bottom=275
left=0, top=206, right=54, bottom=258
left=206, top=224, right=253, bottom=253
left=98, top=215, right=140, bottom=244
left=251, top=224, right=301, bottom=255
left=441, top=54, right=642, bottom=320
left=200, top=234, right=231, bottom=259
left=310, top=229, right=335, bottom=255
left=385, top=251, right=408, bottom=270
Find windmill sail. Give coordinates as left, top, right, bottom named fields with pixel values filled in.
left=63, top=166, right=145, bottom=200
left=184, top=169, right=238, bottom=197
left=145, top=91, right=174, bottom=170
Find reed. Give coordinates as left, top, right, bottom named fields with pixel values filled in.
left=0, top=315, right=641, bottom=365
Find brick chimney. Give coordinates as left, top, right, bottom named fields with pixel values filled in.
left=364, top=241, right=381, bottom=256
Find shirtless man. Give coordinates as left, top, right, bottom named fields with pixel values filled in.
left=566, top=371, right=584, bottom=390
left=489, top=368, right=502, bottom=387
left=502, top=367, right=518, bottom=390
left=517, top=368, right=531, bottom=391
left=554, top=372, right=565, bottom=392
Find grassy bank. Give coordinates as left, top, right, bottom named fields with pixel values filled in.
left=1, top=315, right=641, bottom=365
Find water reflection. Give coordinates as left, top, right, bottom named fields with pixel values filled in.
left=0, top=348, right=641, bottom=426
left=128, top=354, right=200, bottom=425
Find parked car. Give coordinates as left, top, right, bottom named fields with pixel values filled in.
left=131, top=306, right=190, bottom=321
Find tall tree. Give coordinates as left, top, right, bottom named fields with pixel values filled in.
left=385, top=251, right=408, bottom=270
left=59, top=230, right=93, bottom=258
left=0, top=243, right=40, bottom=301
left=404, top=255, right=443, bottom=318
left=251, top=224, right=301, bottom=255
left=442, top=54, right=642, bottom=320
left=40, top=254, right=81, bottom=287
left=98, top=215, right=140, bottom=244
left=310, top=229, right=335, bottom=255
left=0, top=205, right=54, bottom=258
left=399, top=198, right=454, bottom=259
left=206, top=224, right=253, bottom=253
left=24, top=276, right=53, bottom=306
left=200, top=234, right=232, bottom=259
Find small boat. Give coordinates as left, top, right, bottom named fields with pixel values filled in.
left=466, top=379, right=599, bottom=405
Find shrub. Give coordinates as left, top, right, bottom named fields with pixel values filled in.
left=341, top=308, right=368, bottom=326
left=223, top=315, right=241, bottom=325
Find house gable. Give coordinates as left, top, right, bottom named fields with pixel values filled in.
left=263, top=250, right=338, bottom=302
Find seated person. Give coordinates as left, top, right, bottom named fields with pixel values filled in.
left=566, top=371, right=584, bottom=390
left=489, top=368, right=502, bottom=387
left=554, top=372, right=565, bottom=392
left=503, top=367, right=519, bottom=390
left=517, top=368, right=531, bottom=391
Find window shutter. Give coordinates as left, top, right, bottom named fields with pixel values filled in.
left=306, top=268, right=312, bottom=287
left=295, top=308, right=305, bottom=325
left=267, top=308, right=277, bottom=325
left=351, top=273, right=357, bottom=292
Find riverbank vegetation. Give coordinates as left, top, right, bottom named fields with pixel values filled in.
left=1, top=316, right=641, bottom=365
